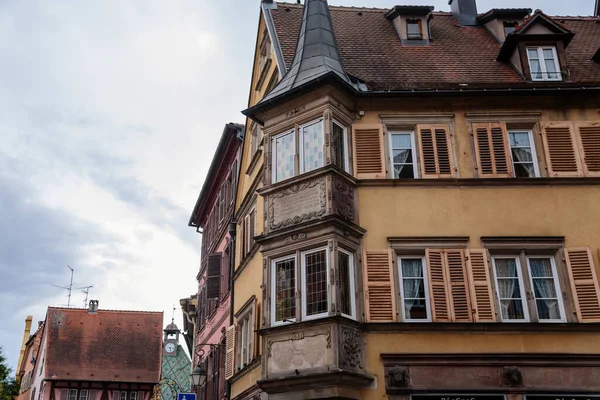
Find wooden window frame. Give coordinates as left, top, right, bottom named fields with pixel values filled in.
left=270, top=254, right=298, bottom=327
left=332, top=119, right=350, bottom=173
left=406, top=19, right=423, bottom=40
left=338, top=247, right=356, bottom=319
left=491, top=255, right=531, bottom=322
left=526, top=46, right=562, bottom=82
left=397, top=255, right=432, bottom=322
left=300, top=246, right=330, bottom=321
left=507, top=128, right=541, bottom=177
left=525, top=255, right=566, bottom=323
left=388, top=130, right=419, bottom=179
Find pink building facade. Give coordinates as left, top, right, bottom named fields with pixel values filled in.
left=183, top=123, right=243, bottom=400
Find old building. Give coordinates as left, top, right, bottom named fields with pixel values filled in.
left=227, top=0, right=600, bottom=399
left=181, top=122, right=244, bottom=400
left=22, top=303, right=162, bottom=400
left=16, top=318, right=43, bottom=400
left=159, top=322, right=191, bottom=400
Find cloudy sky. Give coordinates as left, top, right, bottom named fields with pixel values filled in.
left=0, top=0, right=594, bottom=370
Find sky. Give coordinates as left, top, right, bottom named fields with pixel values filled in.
left=0, top=0, right=594, bottom=372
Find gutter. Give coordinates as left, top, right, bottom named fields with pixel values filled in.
left=226, top=222, right=237, bottom=400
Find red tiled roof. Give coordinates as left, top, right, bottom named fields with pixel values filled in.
left=271, top=3, right=600, bottom=90
left=45, top=307, right=163, bottom=383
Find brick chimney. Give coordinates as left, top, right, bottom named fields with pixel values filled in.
left=449, top=0, right=478, bottom=26
left=88, top=300, right=99, bottom=314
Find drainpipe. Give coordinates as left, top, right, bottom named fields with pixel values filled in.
left=226, top=221, right=237, bottom=400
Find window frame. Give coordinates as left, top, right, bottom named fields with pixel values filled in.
left=271, top=129, right=295, bottom=184
left=68, top=390, right=78, bottom=400
left=525, top=255, right=566, bottom=323
left=271, top=254, right=298, bottom=327
left=119, top=393, right=127, bottom=400
left=397, top=255, right=432, bottom=322
left=526, top=46, right=562, bottom=82
left=388, top=130, right=419, bottom=179
left=338, top=248, right=356, bottom=319
left=300, top=246, right=330, bottom=321
left=332, top=119, right=350, bottom=173
left=406, top=19, right=423, bottom=40
left=79, top=390, right=88, bottom=400
left=298, top=118, right=325, bottom=174
left=507, top=129, right=540, bottom=178
left=491, top=255, right=530, bottom=322
left=235, top=300, right=256, bottom=371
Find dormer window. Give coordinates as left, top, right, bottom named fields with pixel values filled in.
left=407, top=19, right=423, bottom=40
left=527, top=46, right=561, bottom=81
left=503, top=22, right=518, bottom=37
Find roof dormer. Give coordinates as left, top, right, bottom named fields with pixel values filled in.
left=477, top=8, right=531, bottom=43
left=497, top=10, right=575, bottom=82
left=386, top=5, right=434, bottom=46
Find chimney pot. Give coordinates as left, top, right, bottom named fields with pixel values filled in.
left=88, top=300, right=99, bottom=314
left=449, top=0, right=478, bottom=26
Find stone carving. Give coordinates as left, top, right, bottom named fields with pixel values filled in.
left=340, top=328, right=362, bottom=369
left=332, top=177, right=354, bottom=222
left=284, top=233, right=307, bottom=243
left=385, top=366, right=410, bottom=388
left=286, top=106, right=306, bottom=118
left=267, top=329, right=331, bottom=358
left=268, top=178, right=327, bottom=230
left=502, top=366, right=523, bottom=386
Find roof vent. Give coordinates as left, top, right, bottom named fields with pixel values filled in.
left=449, top=0, right=478, bottom=26
left=88, top=300, right=99, bottom=314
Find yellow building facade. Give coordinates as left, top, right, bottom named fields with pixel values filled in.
left=226, top=1, right=600, bottom=400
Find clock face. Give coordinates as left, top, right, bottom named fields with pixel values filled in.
left=165, top=343, right=176, bottom=353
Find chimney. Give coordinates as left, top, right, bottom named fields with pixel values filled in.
left=88, top=300, right=99, bottom=314
left=595, top=0, right=599, bottom=17
left=449, top=0, right=478, bottom=26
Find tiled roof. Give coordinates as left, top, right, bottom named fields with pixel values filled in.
left=45, top=307, right=163, bottom=383
left=271, top=2, right=600, bottom=91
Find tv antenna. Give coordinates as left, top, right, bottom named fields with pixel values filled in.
left=51, top=265, right=75, bottom=307
left=79, top=285, right=94, bottom=308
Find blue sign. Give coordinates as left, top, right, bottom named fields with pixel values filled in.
left=177, top=393, right=196, bottom=400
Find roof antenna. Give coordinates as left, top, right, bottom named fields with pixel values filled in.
left=172, top=305, right=176, bottom=323
left=51, top=265, right=75, bottom=307
left=79, top=285, right=94, bottom=308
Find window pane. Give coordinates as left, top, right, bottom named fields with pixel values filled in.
left=545, top=58, right=558, bottom=79
left=80, top=391, right=88, bottom=400
left=527, top=48, right=539, bottom=59
left=69, top=391, right=78, bottom=400
left=274, top=132, right=295, bottom=182
left=495, top=258, right=518, bottom=278
left=529, top=58, right=542, bottom=80
left=509, top=132, right=530, bottom=147
left=513, top=163, right=535, bottom=178
left=504, top=25, right=516, bottom=36
left=275, top=258, right=296, bottom=322
left=500, top=299, right=525, bottom=319
left=528, top=257, right=562, bottom=320
left=394, top=164, right=415, bottom=179
left=511, top=147, right=533, bottom=163
left=302, top=121, right=324, bottom=173
left=338, top=251, right=352, bottom=316
left=407, top=22, right=420, bottom=38
left=393, top=149, right=413, bottom=164
left=401, top=258, right=428, bottom=320
left=494, top=258, right=526, bottom=320
left=332, top=122, right=346, bottom=170
left=305, top=250, right=328, bottom=316
left=392, top=134, right=412, bottom=149
left=542, top=48, right=554, bottom=59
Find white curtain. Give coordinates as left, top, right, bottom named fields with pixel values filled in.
left=529, top=259, right=560, bottom=320
left=402, top=260, right=423, bottom=316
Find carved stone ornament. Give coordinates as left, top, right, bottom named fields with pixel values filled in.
left=286, top=105, right=306, bottom=118
left=332, top=177, right=354, bottom=222
left=267, top=329, right=331, bottom=358
left=268, top=178, right=327, bottom=230
left=284, top=233, right=307, bottom=244
left=502, top=366, right=523, bottom=386
left=340, top=328, right=362, bottom=370
left=385, top=366, right=410, bottom=388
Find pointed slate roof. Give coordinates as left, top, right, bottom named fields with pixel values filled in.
left=249, top=0, right=354, bottom=112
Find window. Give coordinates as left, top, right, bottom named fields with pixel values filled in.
left=332, top=121, right=349, bottom=172
left=299, top=120, right=325, bottom=174
left=407, top=19, right=422, bottom=39
left=272, top=256, right=296, bottom=325
left=69, top=390, right=78, bottom=400
left=398, top=256, right=431, bottom=321
left=508, top=130, right=539, bottom=177
left=229, top=161, right=237, bottom=205
left=235, top=301, right=255, bottom=370
left=241, top=207, right=256, bottom=259
left=79, top=390, right=89, bottom=400
left=259, top=33, right=271, bottom=71
left=389, top=131, right=418, bottom=178
left=250, top=124, right=263, bottom=155
left=272, top=130, right=295, bottom=183
left=129, top=393, right=137, bottom=400
left=338, top=249, right=355, bottom=317
left=120, top=392, right=127, bottom=400
left=218, top=184, right=225, bottom=223
left=301, top=248, right=329, bottom=320
left=503, top=22, right=517, bottom=37
left=527, top=46, right=561, bottom=81
left=492, top=256, right=529, bottom=322
left=526, top=256, right=565, bottom=322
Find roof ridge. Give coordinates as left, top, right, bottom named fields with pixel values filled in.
left=48, top=306, right=163, bottom=314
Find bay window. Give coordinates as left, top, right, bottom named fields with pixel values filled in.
left=270, top=247, right=356, bottom=326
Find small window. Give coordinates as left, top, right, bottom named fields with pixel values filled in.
left=508, top=130, right=539, bottom=177
left=527, top=46, right=562, bottom=81
left=272, top=130, right=295, bottom=183
left=69, top=390, right=78, bottom=400
left=301, top=248, right=329, bottom=320
left=218, top=184, right=225, bottom=223
left=407, top=19, right=422, bottom=40
left=492, top=257, right=529, bottom=322
left=250, top=124, right=263, bottom=155
left=299, top=119, right=325, bottom=174
left=332, top=121, right=349, bottom=172
left=503, top=22, right=517, bottom=37
left=229, top=161, right=237, bottom=205
left=338, top=249, right=356, bottom=317
left=526, top=256, right=565, bottom=322
left=259, top=33, right=271, bottom=70
left=235, top=303, right=255, bottom=370
left=79, top=390, right=89, bottom=400
left=389, top=131, right=418, bottom=178
left=398, top=256, right=431, bottom=321
left=129, top=393, right=137, bottom=400
left=120, top=393, right=127, bottom=400
left=272, top=256, right=296, bottom=325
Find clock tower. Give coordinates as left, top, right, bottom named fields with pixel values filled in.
left=163, top=320, right=180, bottom=357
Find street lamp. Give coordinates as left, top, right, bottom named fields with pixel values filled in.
left=190, top=364, right=206, bottom=387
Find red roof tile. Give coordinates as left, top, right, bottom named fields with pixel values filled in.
left=45, top=307, right=163, bottom=383
left=271, top=3, right=600, bottom=90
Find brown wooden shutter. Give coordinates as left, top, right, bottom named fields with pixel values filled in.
left=541, top=122, right=583, bottom=176
left=352, top=123, right=386, bottom=179
left=224, top=325, right=235, bottom=379
left=206, top=253, right=222, bottom=300
left=363, top=249, right=396, bottom=322
left=575, top=122, right=600, bottom=177
left=466, top=249, right=497, bottom=322
left=426, top=249, right=451, bottom=322
left=445, top=249, right=472, bottom=322
left=417, top=124, right=455, bottom=178
left=472, top=122, right=512, bottom=177
left=565, top=248, right=600, bottom=323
